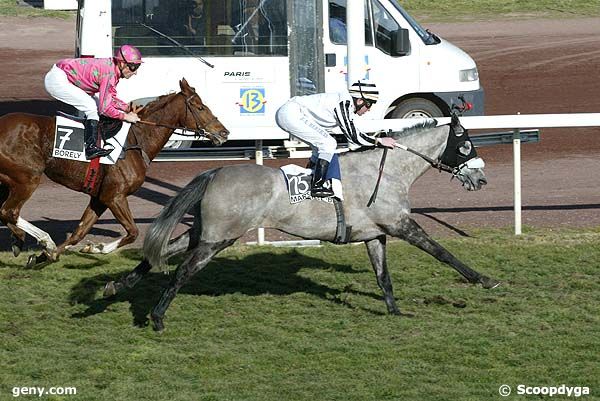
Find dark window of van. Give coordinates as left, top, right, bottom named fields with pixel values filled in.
left=372, top=0, right=400, bottom=55
left=112, top=0, right=287, bottom=57
left=328, top=0, right=373, bottom=46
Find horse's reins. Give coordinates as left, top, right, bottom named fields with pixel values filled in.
left=125, top=93, right=219, bottom=165
left=136, top=93, right=219, bottom=140
left=367, top=136, right=457, bottom=207
left=137, top=119, right=206, bottom=137
left=393, top=142, right=456, bottom=174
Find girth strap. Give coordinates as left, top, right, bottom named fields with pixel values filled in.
left=333, top=199, right=352, bottom=244
left=83, top=158, right=101, bottom=195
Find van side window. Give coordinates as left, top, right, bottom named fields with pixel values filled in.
left=328, top=0, right=373, bottom=46
left=372, top=0, right=400, bottom=55
left=112, top=0, right=287, bottom=57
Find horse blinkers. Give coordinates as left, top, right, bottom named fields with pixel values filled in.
left=439, top=121, right=480, bottom=172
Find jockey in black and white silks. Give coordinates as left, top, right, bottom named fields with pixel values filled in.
left=276, top=81, right=396, bottom=198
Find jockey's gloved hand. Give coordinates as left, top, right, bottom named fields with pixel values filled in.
left=124, top=112, right=140, bottom=124
left=377, top=137, right=396, bottom=149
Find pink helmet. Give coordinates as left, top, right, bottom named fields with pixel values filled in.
left=114, top=44, right=143, bottom=64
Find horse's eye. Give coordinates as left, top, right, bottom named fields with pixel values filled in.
left=458, top=141, right=472, bottom=156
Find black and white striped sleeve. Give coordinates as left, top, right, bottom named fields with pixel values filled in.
left=333, top=100, right=378, bottom=147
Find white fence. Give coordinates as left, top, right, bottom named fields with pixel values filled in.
left=358, top=113, right=600, bottom=235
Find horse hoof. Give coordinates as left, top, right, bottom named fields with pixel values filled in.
left=25, top=254, right=37, bottom=269
left=44, top=250, right=59, bottom=262
left=11, top=236, right=24, bottom=257
left=25, top=253, right=53, bottom=270
left=481, top=276, right=501, bottom=289
left=103, top=282, right=117, bottom=297
left=81, top=243, right=102, bottom=254
left=150, top=314, right=165, bottom=333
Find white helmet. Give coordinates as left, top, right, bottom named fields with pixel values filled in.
left=349, top=81, right=379, bottom=104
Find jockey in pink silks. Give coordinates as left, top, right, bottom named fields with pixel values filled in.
left=44, top=44, right=143, bottom=159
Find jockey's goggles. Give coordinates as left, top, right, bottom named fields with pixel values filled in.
left=126, top=62, right=141, bottom=72
left=362, top=98, right=374, bottom=109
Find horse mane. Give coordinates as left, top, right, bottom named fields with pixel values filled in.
left=387, top=119, right=439, bottom=140
left=139, top=92, right=178, bottom=118
left=344, top=119, right=439, bottom=155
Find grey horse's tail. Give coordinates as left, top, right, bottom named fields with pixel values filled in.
left=143, top=168, right=220, bottom=271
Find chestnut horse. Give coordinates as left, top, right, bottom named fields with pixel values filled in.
left=0, top=78, right=228, bottom=267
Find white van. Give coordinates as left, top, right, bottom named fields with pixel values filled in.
left=76, top=0, right=483, bottom=149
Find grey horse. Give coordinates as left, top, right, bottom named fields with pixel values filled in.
left=105, top=119, right=499, bottom=331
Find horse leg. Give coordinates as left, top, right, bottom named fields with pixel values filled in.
left=103, top=258, right=153, bottom=297
left=0, top=178, right=58, bottom=262
left=365, top=236, right=401, bottom=315
left=82, top=196, right=137, bottom=254
left=25, top=198, right=108, bottom=269
left=103, top=229, right=194, bottom=297
left=0, top=184, right=24, bottom=256
left=389, top=216, right=500, bottom=289
left=150, top=239, right=236, bottom=332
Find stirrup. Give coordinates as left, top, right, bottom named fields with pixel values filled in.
left=311, top=182, right=334, bottom=198
left=85, top=145, right=112, bottom=160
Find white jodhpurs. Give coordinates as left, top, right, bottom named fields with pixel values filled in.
left=275, top=101, right=337, bottom=162
left=44, top=64, right=99, bottom=121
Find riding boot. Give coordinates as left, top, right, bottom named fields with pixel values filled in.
left=311, top=159, right=334, bottom=198
left=84, top=119, right=112, bottom=160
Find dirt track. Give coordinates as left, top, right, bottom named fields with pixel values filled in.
left=0, top=16, right=599, bottom=252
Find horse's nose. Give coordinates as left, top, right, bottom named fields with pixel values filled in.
left=479, top=177, right=488, bottom=187
left=214, top=130, right=229, bottom=145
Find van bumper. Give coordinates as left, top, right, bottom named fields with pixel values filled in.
left=434, top=87, right=485, bottom=116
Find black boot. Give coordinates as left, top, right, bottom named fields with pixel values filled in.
left=84, top=119, right=112, bottom=160
left=311, top=159, right=334, bottom=198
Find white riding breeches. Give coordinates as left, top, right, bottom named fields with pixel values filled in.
left=44, top=65, right=99, bottom=121
left=275, top=101, right=337, bottom=162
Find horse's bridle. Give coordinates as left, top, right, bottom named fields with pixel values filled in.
left=136, top=93, right=220, bottom=142
left=367, top=121, right=484, bottom=207
left=180, top=93, right=220, bottom=140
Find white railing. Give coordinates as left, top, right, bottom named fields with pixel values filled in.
left=358, top=113, right=600, bottom=235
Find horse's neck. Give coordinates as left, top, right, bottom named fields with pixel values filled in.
left=341, top=126, right=449, bottom=189
left=389, top=126, right=449, bottom=184
left=135, top=94, right=183, bottom=157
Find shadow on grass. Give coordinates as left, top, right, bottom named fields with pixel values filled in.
left=69, top=249, right=387, bottom=326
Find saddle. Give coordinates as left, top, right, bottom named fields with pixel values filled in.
left=54, top=113, right=130, bottom=195
left=58, top=112, right=123, bottom=140
left=53, top=114, right=130, bottom=164
left=280, top=155, right=351, bottom=244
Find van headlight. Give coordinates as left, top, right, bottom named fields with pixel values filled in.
left=459, top=68, right=479, bottom=82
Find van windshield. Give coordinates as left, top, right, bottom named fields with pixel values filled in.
left=388, top=0, right=439, bottom=45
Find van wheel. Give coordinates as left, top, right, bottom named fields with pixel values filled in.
left=392, top=98, right=443, bottom=119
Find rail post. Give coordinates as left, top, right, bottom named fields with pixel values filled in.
left=513, top=122, right=522, bottom=235
left=255, top=139, right=265, bottom=245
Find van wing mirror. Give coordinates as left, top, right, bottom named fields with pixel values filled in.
left=391, top=28, right=410, bottom=56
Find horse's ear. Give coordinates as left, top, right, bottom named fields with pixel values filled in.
left=179, top=78, right=191, bottom=92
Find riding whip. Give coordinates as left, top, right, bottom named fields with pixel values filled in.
left=140, top=23, right=214, bottom=68
left=367, top=147, right=388, bottom=207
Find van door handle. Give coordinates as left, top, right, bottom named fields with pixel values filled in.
left=325, top=53, right=336, bottom=67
